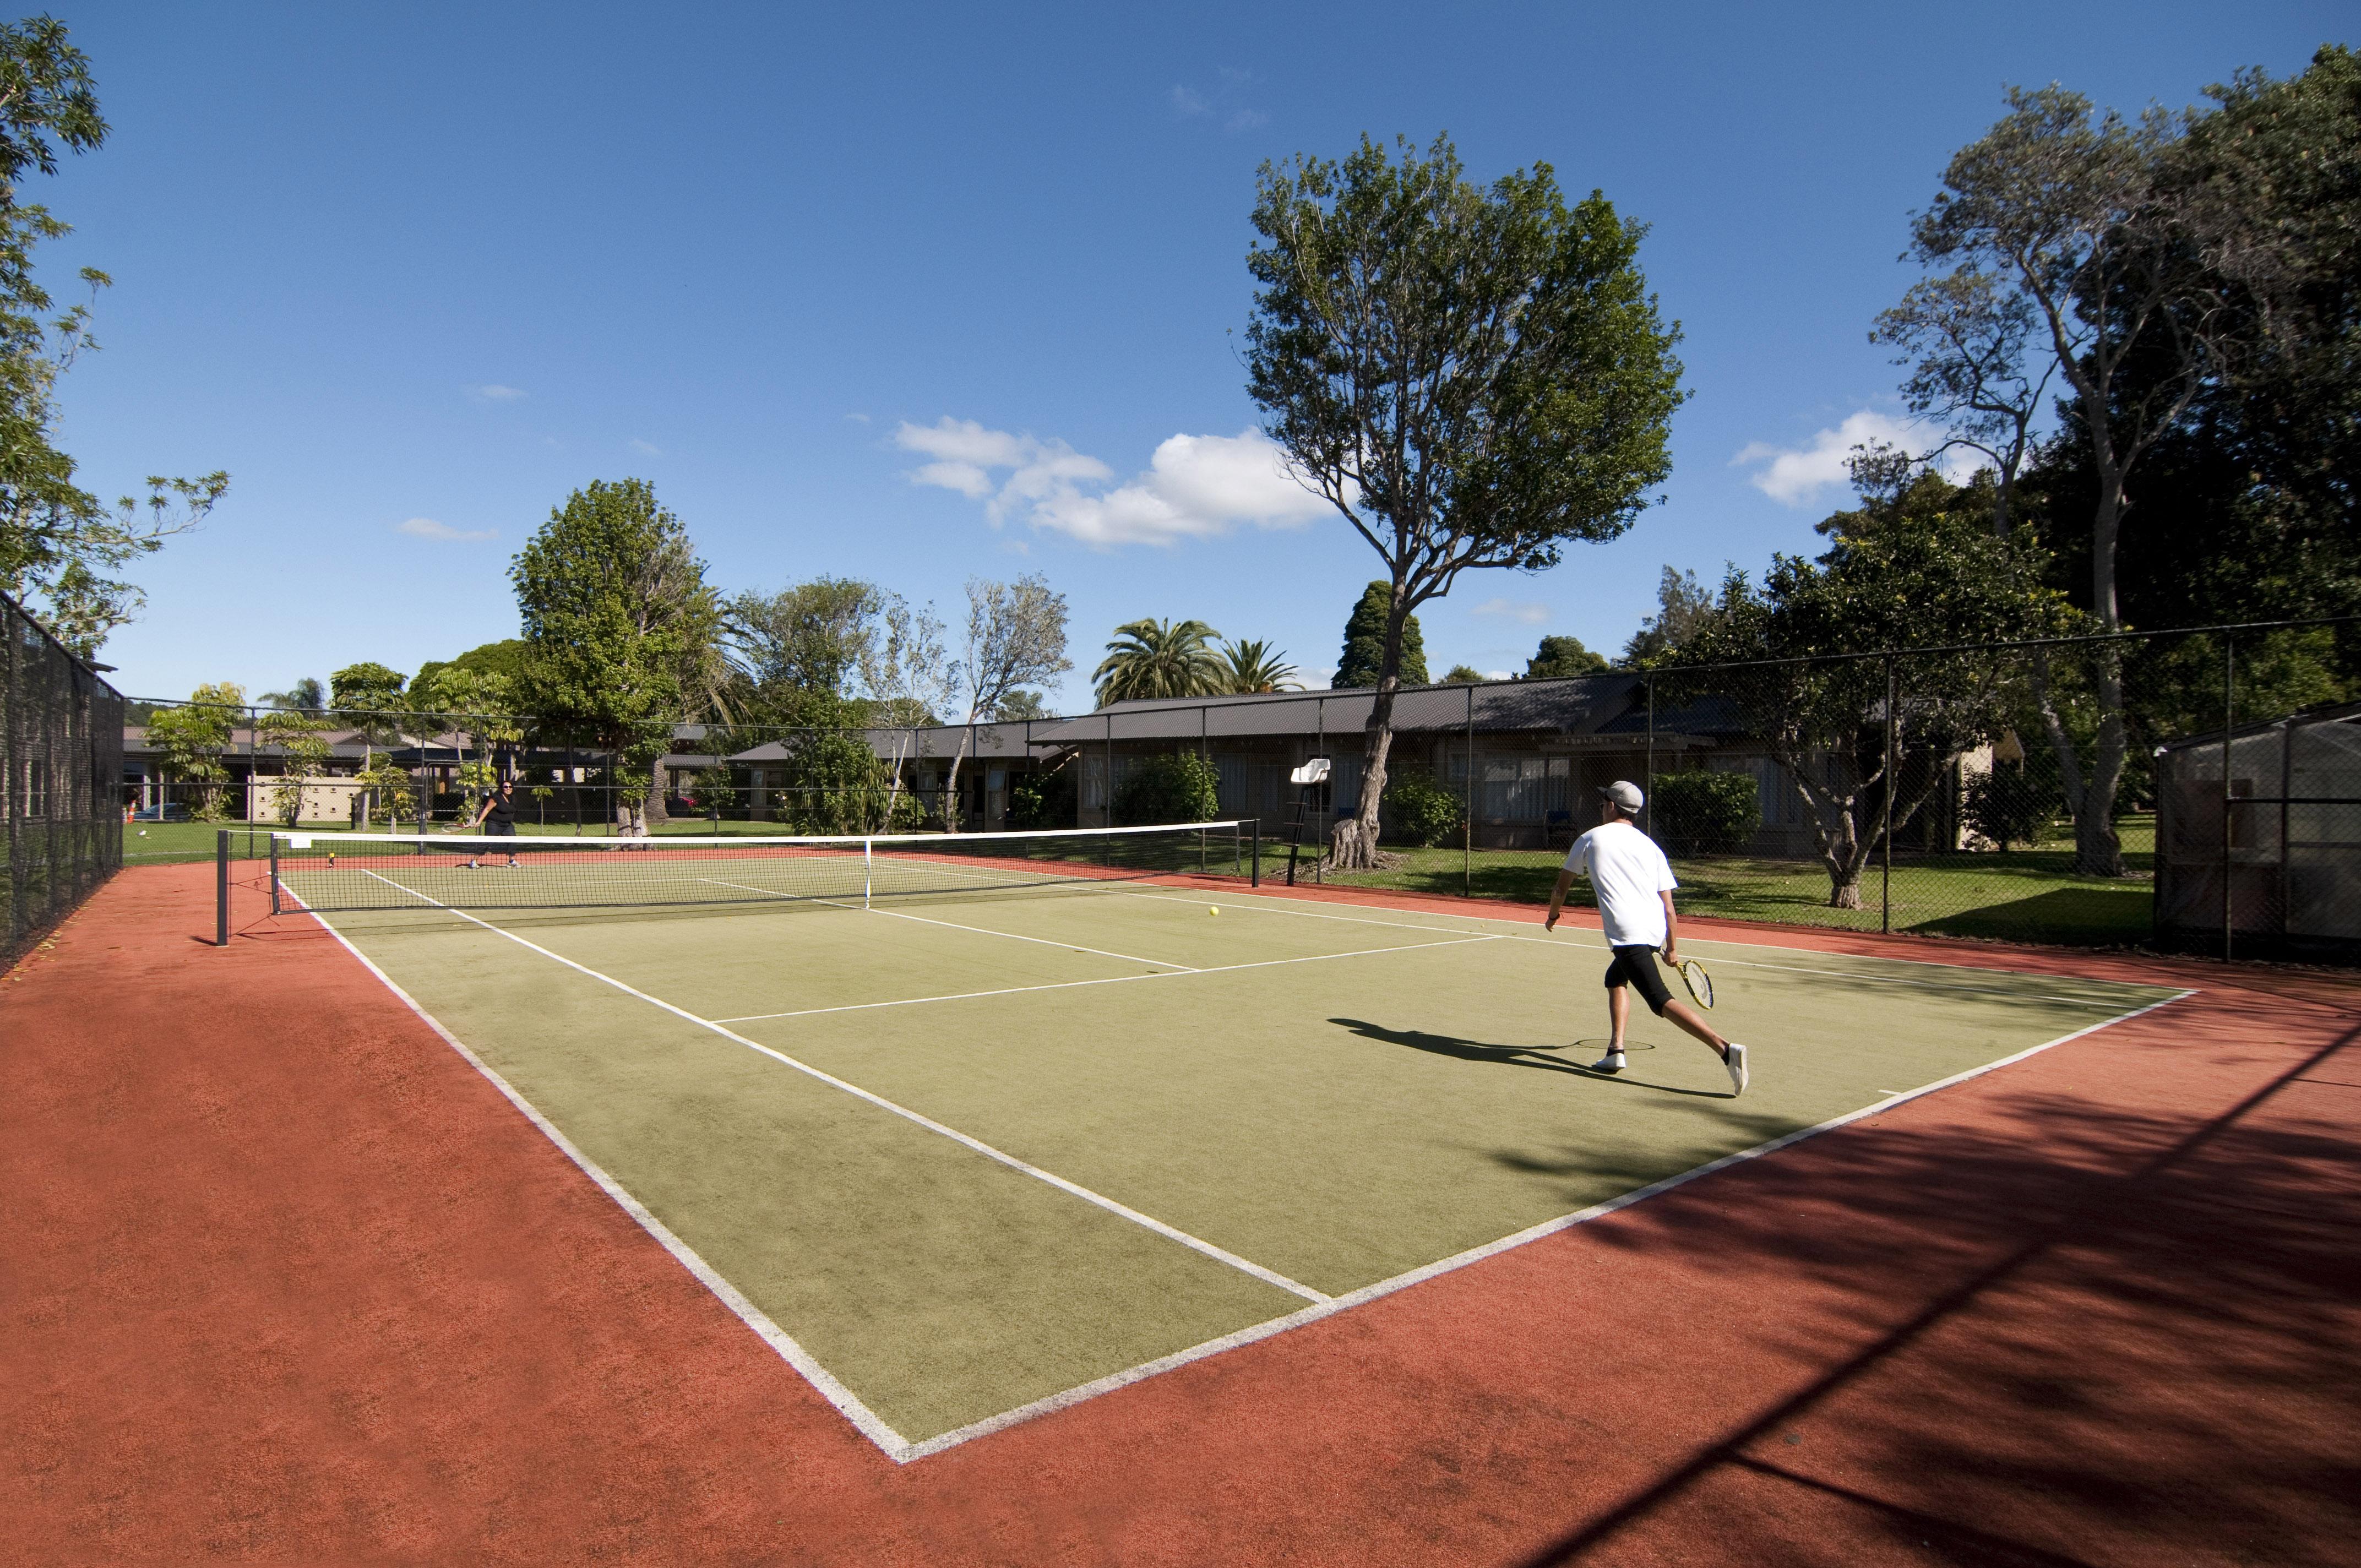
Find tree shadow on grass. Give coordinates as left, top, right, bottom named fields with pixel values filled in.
left=1329, top=1016, right=1733, bottom=1099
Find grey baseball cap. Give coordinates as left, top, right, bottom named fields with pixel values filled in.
left=1600, top=780, right=1644, bottom=812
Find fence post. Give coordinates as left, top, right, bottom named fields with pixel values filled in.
left=2223, top=631, right=2235, bottom=963
left=1881, top=655, right=1896, bottom=937
left=215, top=828, right=230, bottom=946
left=1464, top=682, right=1475, bottom=898
left=1314, top=696, right=1325, bottom=884
left=1644, top=674, right=1655, bottom=837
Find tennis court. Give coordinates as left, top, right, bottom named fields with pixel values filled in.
left=271, top=822, right=2182, bottom=1460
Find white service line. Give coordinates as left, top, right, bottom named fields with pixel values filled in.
left=355, top=867, right=1328, bottom=1308
left=710, top=934, right=1503, bottom=1025
left=699, top=878, right=1196, bottom=971
left=1139, top=889, right=2156, bottom=1008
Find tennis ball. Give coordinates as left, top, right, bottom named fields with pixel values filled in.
left=1208, top=906, right=1218, bottom=916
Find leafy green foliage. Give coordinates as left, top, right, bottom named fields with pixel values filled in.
left=1678, top=466, right=2069, bottom=905
left=1220, top=638, right=1298, bottom=693
left=995, top=689, right=1052, bottom=721
left=1525, top=635, right=1606, bottom=679
left=1245, top=135, right=1681, bottom=864
left=0, top=19, right=227, bottom=654
left=144, top=682, right=241, bottom=820
left=1335, top=582, right=1424, bottom=688
left=1649, top=770, right=1761, bottom=856
left=1094, top=618, right=1226, bottom=705
left=727, top=577, right=882, bottom=715
left=1620, top=567, right=1719, bottom=667
left=258, top=709, right=333, bottom=824
left=1441, top=665, right=1484, bottom=684
left=1007, top=762, right=1078, bottom=829
left=510, top=479, right=725, bottom=760
left=1113, top=752, right=1220, bottom=826
left=1380, top=769, right=1464, bottom=847
left=1962, top=766, right=2055, bottom=852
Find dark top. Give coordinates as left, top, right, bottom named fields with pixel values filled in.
left=483, top=790, right=514, bottom=827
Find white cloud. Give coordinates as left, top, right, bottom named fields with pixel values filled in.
left=1733, top=409, right=1991, bottom=506
left=1168, top=84, right=1209, bottom=116
left=472, top=384, right=526, bottom=401
left=1485, top=669, right=1513, bottom=682
left=1475, top=598, right=1551, bottom=625
left=629, top=438, right=663, bottom=455
left=398, top=517, right=496, bottom=542
left=1168, top=69, right=1265, bottom=133
left=897, top=419, right=1336, bottom=547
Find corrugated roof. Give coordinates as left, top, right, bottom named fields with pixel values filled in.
left=1024, top=674, right=1650, bottom=744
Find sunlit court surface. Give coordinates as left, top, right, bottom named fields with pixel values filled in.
left=273, top=824, right=2182, bottom=1457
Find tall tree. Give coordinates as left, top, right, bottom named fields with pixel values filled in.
left=1333, top=582, right=1424, bottom=689
left=1680, top=464, right=2070, bottom=907
left=1525, top=634, right=1607, bottom=679
left=0, top=18, right=227, bottom=654
left=1620, top=565, right=1720, bottom=666
left=1246, top=134, right=1684, bottom=867
left=857, top=592, right=953, bottom=826
left=258, top=676, right=325, bottom=714
left=1220, top=638, right=1299, bottom=693
left=1094, top=618, right=1226, bottom=705
left=939, top=574, right=1071, bottom=829
left=143, top=682, right=242, bottom=821
left=727, top=576, right=884, bottom=720
left=1906, top=85, right=2237, bottom=875
left=510, top=479, right=724, bottom=824
left=330, top=662, right=409, bottom=829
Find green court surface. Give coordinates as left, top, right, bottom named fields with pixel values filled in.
left=301, top=868, right=2182, bottom=1456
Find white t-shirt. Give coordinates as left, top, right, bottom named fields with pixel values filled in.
left=1566, top=823, right=1677, bottom=948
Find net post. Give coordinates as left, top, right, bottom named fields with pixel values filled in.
left=864, top=836, right=874, bottom=910
left=215, top=829, right=230, bottom=946
left=269, top=833, right=281, bottom=915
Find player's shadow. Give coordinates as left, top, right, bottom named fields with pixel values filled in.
left=1330, top=1017, right=1731, bottom=1098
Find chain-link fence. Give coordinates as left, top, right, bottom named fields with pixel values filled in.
left=4, top=591, right=126, bottom=971
left=127, top=615, right=2360, bottom=961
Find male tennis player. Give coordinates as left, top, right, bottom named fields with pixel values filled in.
left=1544, top=781, right=1748, bottom=1095
left=461, top=776, right=521, bottom=869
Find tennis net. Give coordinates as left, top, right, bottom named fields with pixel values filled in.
left=268, top=820, right=1260, bottom=915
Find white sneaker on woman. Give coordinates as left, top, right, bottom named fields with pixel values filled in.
left=1590, top=1049, right=1626, bottom=1074
left=1723, top=1043, right=1750, bottom=1096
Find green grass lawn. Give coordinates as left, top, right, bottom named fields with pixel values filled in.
left=1301, top=814, right=2160, bottom=948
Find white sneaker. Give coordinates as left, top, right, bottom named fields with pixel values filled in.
left=1723, top=1043, right=1750, bottom=1096
left=1589, top=1049, right=1626, bottom=1074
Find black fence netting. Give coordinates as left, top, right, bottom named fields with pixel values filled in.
left=135, top=615, right=2361, bottom=962
left=3, top=592, right=126, bottom=972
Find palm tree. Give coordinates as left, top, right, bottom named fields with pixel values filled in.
left=1220, top=639, right=1299, bottom=694
left=1093, top=618, right=1226, bottom=706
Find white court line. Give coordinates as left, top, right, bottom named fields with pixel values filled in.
left=1129, top=890, right=2161, bottom=1009
left=354, top=867, right=1328, bottom=1314
left=320, top=868, right=2192, bottom=1465
left=894, top=985, right=2197, bottom=1460
left=699, top=878, right=1197, bottom=972
left=284, top=887, right=913, bottom=1459
left=709, top=935, right=1502, bottom=1025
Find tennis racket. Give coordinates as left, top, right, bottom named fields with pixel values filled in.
left=1666, top=951, right=1714, bottom=1009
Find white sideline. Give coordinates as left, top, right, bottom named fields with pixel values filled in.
left=354, top=867, right=1330, bottom=1315
left=311, top=869, right=2195, bottom=1467
left=893, top=986, right=2195, bottom=1460
left=709, top=935, right=1502, bottom=1024
left=285, top=890, right=913, bottom=1460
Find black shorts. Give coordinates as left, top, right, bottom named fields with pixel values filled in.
left=481, top=819, right=516, bottom=837
left=1603, top=944, right=1673, bottom=1016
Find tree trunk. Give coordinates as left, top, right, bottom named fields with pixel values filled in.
left=646, top=760, right=669, bottom=827
left=940, top=729, right=972, bottom=833
left=2071, top=459, right=2132, bottom=878
left=1329, top=593, right=1410, bottom=874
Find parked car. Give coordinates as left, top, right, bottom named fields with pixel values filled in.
left=129, top=803, right=190, bottom=821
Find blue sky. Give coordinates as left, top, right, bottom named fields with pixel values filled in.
left=46, top=1, right=2347, bottom=709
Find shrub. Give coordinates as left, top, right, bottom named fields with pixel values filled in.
left=1113, top=752, right=1220, bottom=826
left=1651, top=770, right=1760, bottom=856
left=1007, top=763, right=1078, bottom=830
left=1963, top=766, right=2055, bottom=850
left=1381, top=769, right=1465, bottom=847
